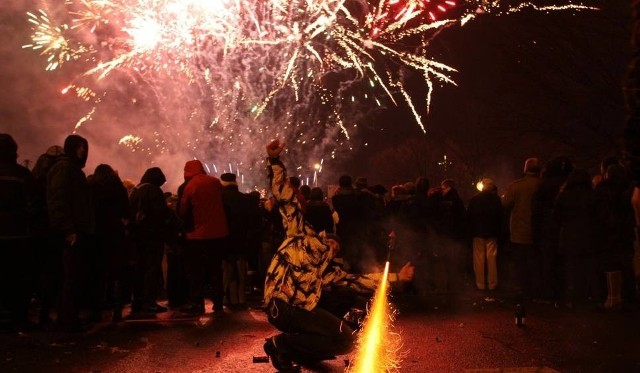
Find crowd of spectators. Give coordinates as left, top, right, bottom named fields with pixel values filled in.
left=0, top=132, right=638, bottom=333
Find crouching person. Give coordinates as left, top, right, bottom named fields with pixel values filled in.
left=262, top=139, right=414, bottom=372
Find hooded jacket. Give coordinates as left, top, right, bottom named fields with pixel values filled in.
left=263, top=157, right=398, bottom=311
left=129, top=167, right=171, bottom=240
left=179, top=160, right=228, bottom=240
left=46, top=135, right=94, bottom=236
left=0, top=134, right=36, bottom=238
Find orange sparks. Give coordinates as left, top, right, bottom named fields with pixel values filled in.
left=349, top=261, right=398, bottom=372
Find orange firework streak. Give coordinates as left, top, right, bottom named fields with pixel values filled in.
left=349, top=261, right=397, bottom=372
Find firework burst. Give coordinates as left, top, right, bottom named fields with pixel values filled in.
left=24, top=0, right=595, bottom=187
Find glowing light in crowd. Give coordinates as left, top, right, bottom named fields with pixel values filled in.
left=23, top=1, right=595, bottom=186
left=349, top=260, right=400, bottom=372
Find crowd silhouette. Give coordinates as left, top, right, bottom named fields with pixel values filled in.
left=0, top=132, right=639, bottom=334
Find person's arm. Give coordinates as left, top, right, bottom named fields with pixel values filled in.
left=632, top=187, right=640, bottom=240
left=266, top=139, right=292, bottom=202
left=266, top=140, right=306, bottom=237
left=47, top=162, right=75, bottom=244
left=323, top=261, right=415, bottom=292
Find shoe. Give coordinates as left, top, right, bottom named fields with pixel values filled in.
left=263, top=337, right=298, bottom=372
left=126, top=310, right=156, bottom=320
left=149, top=303, right=168, bottom=313
left=179, top=303, right=205, bottom=316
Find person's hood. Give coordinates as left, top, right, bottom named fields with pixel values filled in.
left=184, top=160, right=206, bottom=180
left=63, top=134, right=89, bottom=168
left=0, top=133, right=18, bottom=163
left=140, top=167, right=166, bottom=187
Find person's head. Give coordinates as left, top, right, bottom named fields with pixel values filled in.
left=481, top=178, right=495, bottom=192
left=309, top=187, right=324, bottom=201
left=63, top=134, right=89, bottom=168
left=183, top=160, right=206, bottom=181
left=369, top=184, right=388, bottom=197
left=288, top=176, right=301, bottom=190
left=300, top=184, right=311, bottom=200
left=220, top=172, right=237, bottom=187
left=92, top=164, right=119, bottom=184
left=543, top=156, right=573, bottom=179
left=338, top=174, right=352, bottom=188
left=415, top=177, right=430, bottom=194
left=403, top=181, right=416, bottom=195
left=562, top=169, right=592, bottom=191
left=440, top=179, right=454, bottom=194
left=523, top=157, right=541, bottom=176
left=355, top=177, right=368, bottom=190
left=140, top=167, right=166, bottom=187
left=391, top=184, right=406, bottom=197
left=0, top=133, right=18, bottom=163
left=600, top=155, right=619, bottom=176
left=604, top=164, right=628, bottom=185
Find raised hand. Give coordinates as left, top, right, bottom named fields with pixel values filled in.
left=266, top=139, right=285, bottom=158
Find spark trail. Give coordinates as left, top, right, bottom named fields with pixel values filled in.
left=23, top=1, right=595, bottom=187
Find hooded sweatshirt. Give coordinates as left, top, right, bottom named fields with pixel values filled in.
left=0, top=134, right=36, bottom=238
left=129, top=167, right=171, bottom=240
left=179, top=160, right=228, bottom=240
left=47, top=134, right=94, bottom=235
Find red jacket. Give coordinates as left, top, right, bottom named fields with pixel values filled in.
left=179, top=160, right=229, bottom=240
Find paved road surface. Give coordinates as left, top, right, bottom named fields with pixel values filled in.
left=1, top=290, right=639, bottom=373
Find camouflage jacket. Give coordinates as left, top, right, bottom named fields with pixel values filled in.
left=263, top=157, right=398, bottom=311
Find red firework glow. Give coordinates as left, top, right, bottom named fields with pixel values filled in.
left=369, top=0, right=457, bottom=38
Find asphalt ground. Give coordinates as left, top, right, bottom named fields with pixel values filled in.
left=1, top=285, right=639, bottom=373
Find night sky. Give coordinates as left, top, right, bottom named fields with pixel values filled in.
left=0, top=1, right=630, bottom=195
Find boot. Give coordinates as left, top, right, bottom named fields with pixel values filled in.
left=604, top=271, right=622, bottom=310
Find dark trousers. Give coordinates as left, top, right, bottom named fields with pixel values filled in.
left=132, top=238, right=164, bottom=309
left=166, top=241, right=189, bottom=307
left=184, top=238, right=225, bottom=309
left=35, top=233, right=63, bottom=322
left=58, top=233, right=93, bottom=326
left=267, top=299, right=355, bottom=362
left=0, top=237, right=32, bottom=324
left=540, top=243, right=562, bottom=301
left=511, top=243, right=541, bottom=300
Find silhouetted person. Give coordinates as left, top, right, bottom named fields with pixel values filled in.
left=467, top=178, right=502, bottom=292
left=262, top=139, right=414, bottom=371
left=47, top=134, right=94, bottom=331
left=502, top=157, right=542, bottom=302
left=129, top=167, right=171, bottom=316
left=88, top=164, right=130, bottom=321
left=178, top=160, right=229, bottom=315
left=0, top=134, right=36, bottom=330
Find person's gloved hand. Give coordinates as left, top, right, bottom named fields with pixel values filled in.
left=266, top=139, right=285, bottom=158
left=398, top=261, right=415, bottom=282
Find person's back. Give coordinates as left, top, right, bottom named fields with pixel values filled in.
left=45, top=134, right=94, bottom=330
left=305, top=187, right=334, bottom=234
left=554, top=170, right=598, bottom=256
left=129, top=167, right=171, bottom=240
left=502, top=157, right=542, bottom=301
left=0, top=136, right=35, bottom=238
left=467, top=186, right=502, bottom=239
left=181, top=161, right=228, bottom=240
left=178, top=160, right=228, bottom=315
left=553, top=169, right=598, bottom=306
left=503, top=158, right=542, bottom=245
left=47, top=136, right=94, bottom=237
left=0, top=134, right=37, bottom=328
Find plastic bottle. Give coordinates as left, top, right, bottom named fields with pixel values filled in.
left=515, top=303, right=526, bottom=327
